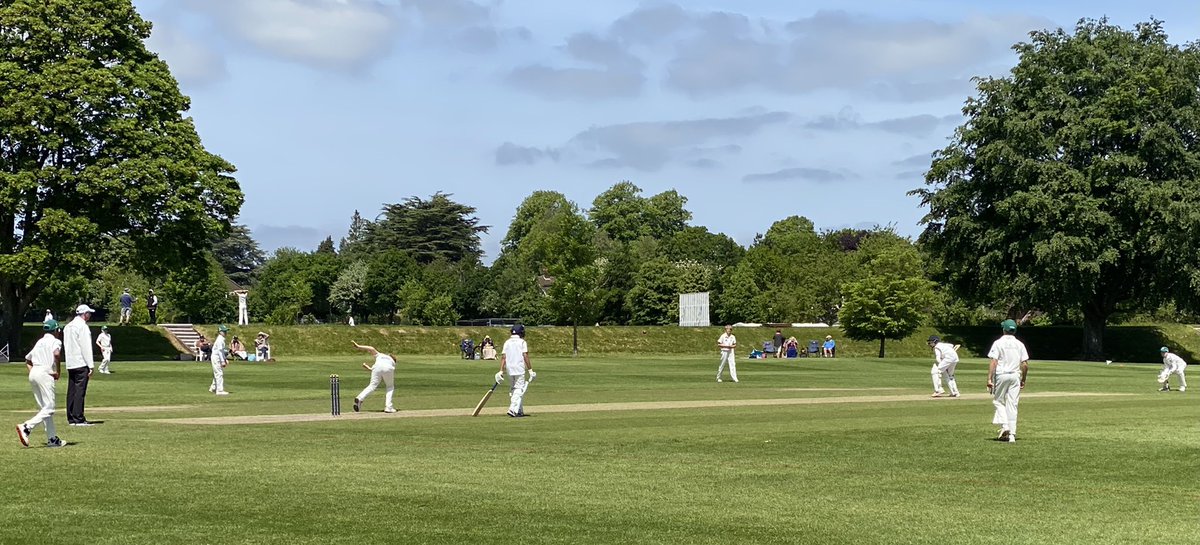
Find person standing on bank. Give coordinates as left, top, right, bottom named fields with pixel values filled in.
left=773, top=329, right=784, bottom=358
left=16, top=320, right=67, bottom=448
left=119, top=288, right=135, bottom=325
left=146, top=289, right=159, bottom=325
left=987, top=319, right=1029, bottom=443
left=63, top=304, right=97, bottom=426
left=96, top=325, right=114, bottom=374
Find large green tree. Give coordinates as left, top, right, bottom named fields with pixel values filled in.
left=589, top=181, right=692, bottom=242
left=212, top=224, right=264, bottom=287
left=913, top=19, right=1200, bottom=358
left=362, top=193, right=487, bottom=264
left=839, top=243, right=936, bottom=357
left=0, top=0, right=241, bottom=348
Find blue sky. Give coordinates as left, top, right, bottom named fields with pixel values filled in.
left=132, top=0, right=1200, bottom=261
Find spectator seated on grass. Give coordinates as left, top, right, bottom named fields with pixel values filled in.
left=748, top=349, right=765, bottom=359
left=762, top=340, right=775, bottom=355
left=807, top=340, right=820, bottom=358
left=785, top=337, right=799, bottom=358
left=254, top=332, right=273, bottom=361
left=230, top=336, right=247, bottom=361
left=460, top=338, right=476, bottom=360
left=480, top=335, right=497, bottom=360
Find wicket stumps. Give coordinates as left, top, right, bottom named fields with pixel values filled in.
left=330, top=374, right=341, bottom=416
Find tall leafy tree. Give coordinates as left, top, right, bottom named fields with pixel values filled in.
left=589, top=181, right=693, bottom=242
left=211, top=224, right=265, bottom=287
left=363, top=193, right=487, bottom=264
left=912, top=19, right=1200, bottom=358
left=328, top=260, right=368, bottom=320
left=338, top=210, right=371, bottom=258
left=839, top=244, right=936, bottom=357
left=0, top=0, right=241, bottom=347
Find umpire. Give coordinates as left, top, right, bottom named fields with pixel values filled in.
left=63, top=304, right=97, bottom=426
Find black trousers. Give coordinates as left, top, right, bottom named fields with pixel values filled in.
left=148, top=307, right=157, bottom=324
left=67, top=367, right=91, bottom=423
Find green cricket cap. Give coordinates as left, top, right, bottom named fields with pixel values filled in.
left=218, top=325, right=229, bottom=333
left=42, top=319, right=58, bottom=331
left=1000, top=319, right=1017, bottom=332
left=1160, top=346, right=1169, bottom=353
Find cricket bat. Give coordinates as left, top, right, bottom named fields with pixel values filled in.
left=472, top=381, right=499, bottom=416
left=952, top=344, right=961, bottom=352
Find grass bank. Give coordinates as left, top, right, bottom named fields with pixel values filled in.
left=193, top=323, right=1200, bottom=362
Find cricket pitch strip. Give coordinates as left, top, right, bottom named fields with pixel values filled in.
left=147, top=392, right=1131, bottom=426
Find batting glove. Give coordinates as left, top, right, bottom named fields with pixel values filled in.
left=495, top=371, right=504, bottom=383
left=528, top=370, right=537, bottom=381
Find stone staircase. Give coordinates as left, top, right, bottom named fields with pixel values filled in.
left=161, top=323, right=201, bottom=359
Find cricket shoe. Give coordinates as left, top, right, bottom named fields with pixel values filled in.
left=1007, top=434, right=1016, bottom=444
left=1159, top=386, right=1170, bottom=392
left=46, top=437, right=67, bottom=448
left=16, top=424, right=30, bottom=447
left=506, top=411, right=518, bottom=417
left=208, top=385, right=216, bottom=393
left=716, top=378, right=722, bottom=383
left=215, top=391, right=229, bottom=396
left=950, top=393, right=960, bottom=398
left=996, top=429, right=1011, bottom=441
left=931, top=393, right=943, bottom=398
left=732, top=379, right=739, bottom=383
left=383, top=408, right=397, bottom=414
left=353, top=398, right=362, bottom=412
left=1180, top=387, right=1186, bottom=392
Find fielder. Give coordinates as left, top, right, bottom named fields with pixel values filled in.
left=350, top=341, right=396, bottom=413
left=498, top=324, right=534, bottom=417
left=987, top=319, right=1029, bottom=443
left=1158, top=347, right=1187, bottom=392
left=96, top=325, right=113, bottom=374
left=15, top=320, right=67, bottom=448
left=208, top=325, right=230, bottom=395
left=927, top=335, right=960, bottom=397
left=716, top=325, right=738, bottom=383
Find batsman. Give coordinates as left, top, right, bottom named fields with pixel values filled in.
left=496, top=324, right=535, bottom=417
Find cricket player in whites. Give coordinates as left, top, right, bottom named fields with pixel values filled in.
left=16, top=320, right=67, bottom=448
left=208, top=325, right=230, bottom=395
left=350, top=341, right=397, bottom=413
left=498, top=324, right=534, bottom=417
left=96, top=325, right=113, bottom=374
left=987, top=319, right=1029, bottom=443
left=1158, top=347, right=1187, bottom=392
left=716, top=325, right=738, bottom=383
left=927, top=335, right=960, bottom=397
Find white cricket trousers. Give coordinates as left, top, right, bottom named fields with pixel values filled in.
left=210, top=360, right=227, bottom=393
left=932, top=362, right=959, bottom=395
left=991, top=373, right=1021, bottom=435
left=508, top=373, right=528, bottom=414
left=23, top=371, right=58, bottom=440
left=238, top=306, right=248, bottom=326
left=358, top=363, right=395, bottom=410
left=717, top=350, right=738, bottom=381
left=1158, top=363, right=1187, bottom=390
left=100, top=348, right=112, bottom=373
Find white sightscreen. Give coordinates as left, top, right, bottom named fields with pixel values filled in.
left=679, top=292, right=711, bottom=327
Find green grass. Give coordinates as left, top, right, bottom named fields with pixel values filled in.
left=1, top=352, right=1195, bottom=544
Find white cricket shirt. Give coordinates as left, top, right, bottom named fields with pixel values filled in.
left=1163, top=353, right=1187, bottom=370
left=933, top=342, right=959, bottom=365
left=718, top=333, right=737, bottom=353
left=211, top=334, right=228, bottom=364
left=97, top=332, right=112, bottom=350
left=63, top=316, right=94, bottom=370
left=502, top=335, right=528, bottom=375
left=987, top=335, right=1029, bottom=375
left=25, top=334, right=62, bottom=373
left=374, top=353, right=396, bottom=370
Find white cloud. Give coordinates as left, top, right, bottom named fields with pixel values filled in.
left=146, top=20, right=227, bottom=87
left=185, top=0, right=402, bottom=71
